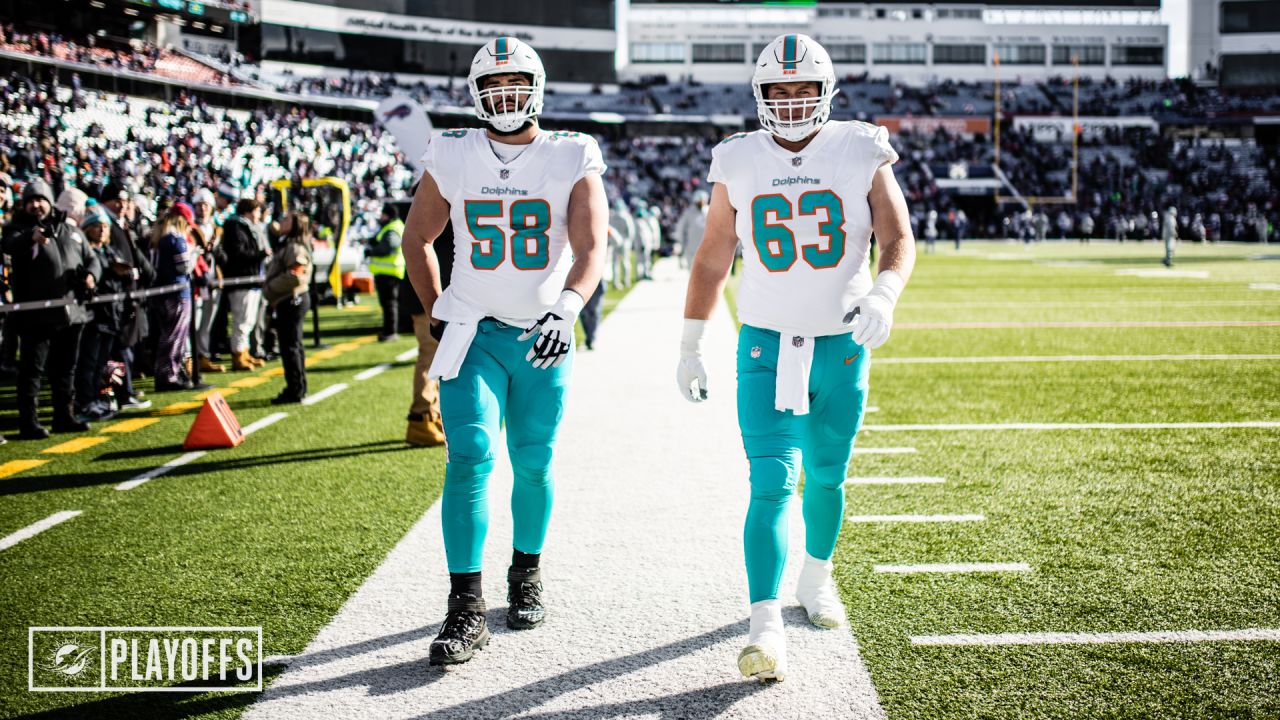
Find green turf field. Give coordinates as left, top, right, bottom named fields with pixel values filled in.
left=1, top=242, right=1277, bottom=719
left=816, top=242, right=1279, bottom=720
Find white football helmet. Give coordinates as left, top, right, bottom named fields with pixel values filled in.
left=468, top=36, right=546, bottom=132
left=752, top=34, right=838, bottom=142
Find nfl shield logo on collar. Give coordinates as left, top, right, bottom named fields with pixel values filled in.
left=750, top=346, right=762, bottom=359
left=499, top=168, right=510, bottom=180
left=792, top=336, right=805, bottom=348
left=791, top=156, right=803, bottom=167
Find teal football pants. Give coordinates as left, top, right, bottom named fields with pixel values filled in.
left=737, top=324, right=870, bottom=603
left=439, top=319, right=573, bottom=574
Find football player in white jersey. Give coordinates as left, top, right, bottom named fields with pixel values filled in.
left=402, top=36, right=609, bottom=666
left=677, top=34, right=916, bottom=681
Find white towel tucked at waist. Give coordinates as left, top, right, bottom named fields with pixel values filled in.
left=427, top=288, right=535, bottom=381
left=775, top=334, right=815, bottom=415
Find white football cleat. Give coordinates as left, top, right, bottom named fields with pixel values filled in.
left=796, top=554, right=846, bottom=629
left=739, top=599, right=787, bottom=682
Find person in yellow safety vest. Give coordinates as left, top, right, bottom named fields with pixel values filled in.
left=365, top=204, right=406, bottom=341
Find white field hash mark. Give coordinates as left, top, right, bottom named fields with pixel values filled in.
left=354, top=364, right=391, bottom=381
left=848, top=514, right=984, bottom=523
left=875, top=562, right=1030, bottom=574
left=865, top=421, right=1280, bottom=432
left=395, top=349, right=418, bottom=362
left=874, top=354, right=1280, bottom=365
left=116, top=452, right=207, bottom=490
left=846, top=476, right=945, bottom=485
left=1, top=511, right=82, bottom=551
left=911, top=628, right=1280, bottom=647
left=302, top=384, right=348, bottom=406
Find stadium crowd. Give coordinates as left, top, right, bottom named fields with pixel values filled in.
left=1, top=62, right=1276, bottom=440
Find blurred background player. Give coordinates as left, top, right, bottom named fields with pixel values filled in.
left=676, top=191, right=709, bottom=269
left=402, top=36, right=609, bottom=666
left=677, top=34, right=916, bottom=683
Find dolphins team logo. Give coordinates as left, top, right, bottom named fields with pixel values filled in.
left=37, top=641, right=96, bottom=679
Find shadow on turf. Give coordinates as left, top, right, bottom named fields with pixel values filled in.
left=0, top=440, right=418, bottom=496
left=235, top=618, right=757, bottom=719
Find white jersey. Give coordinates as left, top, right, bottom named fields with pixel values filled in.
left=708, top=120, right=898, bottom=337
left=421, top=128, right=606, bottom=324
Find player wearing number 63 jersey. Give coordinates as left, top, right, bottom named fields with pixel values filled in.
left=678, top=33, right=917, bottom=682
left=402, top=36, right=609, bottom=667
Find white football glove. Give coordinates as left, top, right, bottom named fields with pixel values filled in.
left=519, top=290, right=584, bottom=369
left=677, top=318, right=709, bottom=402
left=843, top=270, right=905, bottom=350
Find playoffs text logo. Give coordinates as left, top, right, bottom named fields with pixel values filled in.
left=29, top=627, right=262, bottom=692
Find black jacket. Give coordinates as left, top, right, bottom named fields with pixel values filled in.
left=220, top=215, right=268, bottom=279
left=1, top=210, right=102, bottom=329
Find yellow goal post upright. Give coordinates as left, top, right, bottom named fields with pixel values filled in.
left=268, top=176, right=352, bottom=302
left=993, top=53, right=1081, bottom=209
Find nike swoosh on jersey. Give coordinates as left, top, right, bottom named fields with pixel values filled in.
left=844, top=353, right=860, bottom=365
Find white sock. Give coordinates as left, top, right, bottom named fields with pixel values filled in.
left=796, top=554, right=833, bottom=595
left=748, top=598, right=785, bottom=646
left=796, top=554, right=845, bottom=628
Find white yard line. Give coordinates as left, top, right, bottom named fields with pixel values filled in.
left=852, top=447, right=917, bottom=455
left=354, top=364, right=392, bottom=381
left=848, top=514, right=985, bottom=523
left=1250, top=283, right=1280, bottom=291
left=116, top=451, right=208, bottom=491
left=394, top=349, right=418, bottom=362
left=301, top=384, right=349, bottom=406
left=0, top=511, right=82, bottom=551
left=242, top=259, right=888, bottom=720
left=242, top=412, right=289, bottom=435
left=846, top=476, right=945, bottom=486
left=897, top=320, right=1280, bottom=329
left=875, top=562, right=1030, bottom=574
left=875, top=354, right=1280, bottom=365
left=911, top=628, right=1280, bottom=647
left=1116, top=268, right=1210, bottom=279
left=865, top=421, right=1280, bottom=432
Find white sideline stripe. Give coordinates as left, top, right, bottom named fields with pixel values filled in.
left=353, top=364, right=391, bottom=381
left=0, top=511, right=82, bottom=551
left=394, top=349, right=417, bottom=362
left=875, top=562, right=1030, bottom=574
left=865, top=421, right=1280, bottom=432
left=875, top=354, right=1280, bottom=365
left=848, top=514, right=984, bottom=523
left=242, top=412, right=289, bottom=435
left=911, top=628, right=1280, bottom=647
left=852, top=447, right=916, bottom=454
left=1116, top=268, right=1210, bottom=279
left=116, top=451, right=208, bottom=490
left=847, top=476, right=944, bottom=485
left=1250, top=283, right=1280, bottom=290
left=866, top=406, right=880, bottom=413
left=301, top=384, right=348, bottom=406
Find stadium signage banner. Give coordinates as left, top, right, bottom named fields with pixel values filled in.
left=29, top=626, right=262, bottom=692
left=1011, top=115, right=1157, bottom=142
left=263, top=0, right=616, bottom=51
left=375, top=96, right=433, bottom=181
left=876, top=116, right=992, bottom=134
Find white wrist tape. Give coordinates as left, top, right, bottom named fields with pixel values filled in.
left=681, top=318, right=708, bottom=357
left=551, top=289, right=585, bottom=321
left=869, top=269, right=906, bottom=307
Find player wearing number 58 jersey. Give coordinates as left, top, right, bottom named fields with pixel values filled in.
left=678, top=34, right=917, bottom=682
left=402, top=36, right=609, bottom=667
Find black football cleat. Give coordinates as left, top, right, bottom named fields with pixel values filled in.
left=428, top=594, right=489, bottom=666
left=506, top=566, right=545, bottom=630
